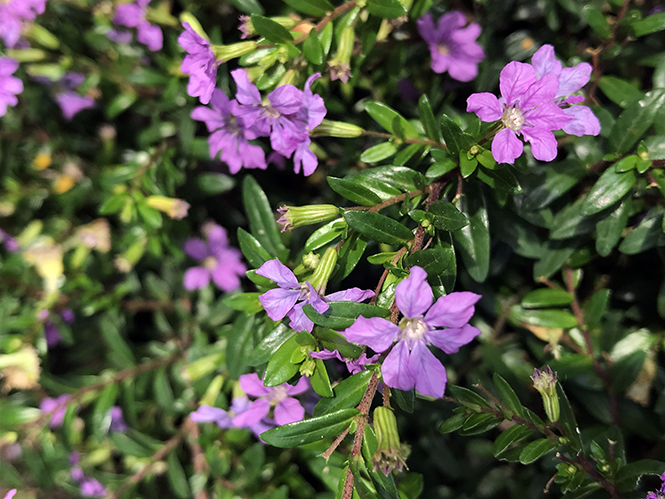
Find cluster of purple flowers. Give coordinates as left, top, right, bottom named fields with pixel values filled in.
left=256, top=259, right=374, bottom=333
left=0, top=0, right=47, bottom=48
left=0, top=58, right=23, bottom=118
left=417, top=11, right=485, bottom=82
left=191, top=374, right=310, bottom=438
left=178, top=22, right=217, bottom=105
left=111, top=0, right=163, bottom=51
left=182, top=223, right=246, bottom=292
left=191, top=70, right=327, bottom=175
left=69, top=452, right=107, bottom=497
left=341, top=266, right=481, bottom=398
left=467, top=44, right=600, bottom=164
left=647, top=473, right=665, bottom=499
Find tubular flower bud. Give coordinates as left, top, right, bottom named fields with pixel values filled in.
left=277, top=204, right=340, bottom=232
left=311, top=119, right=364, bottom=138
left=531, top=366, right=559, bottom=423
left=328, top=27, right=354, bottom=83
left=307, top=247, right=338, bottom=296
left=146, top=195, right=190, bottom=219
left=239, top=15, right=297, bottom=39
left=371, top=407, right=408, bottom=476
left=212, top=41, right=258, bottom=64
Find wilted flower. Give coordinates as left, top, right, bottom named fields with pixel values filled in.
left=417, top=11, right=485, bottom=82
left=0, top=58, right=23, bottom=117
left=23, top=243, right=64, bottom=293
left=0, top=0, right=47, bottom=48
left=76, top=219, right=111, bottom=252
left=531, top=366, right=559, bottom=423
left=0, top=345, right=41, bottom=391
left=113, top=0, right=162, bottom=51
left=372, top=406, right=408, bottom=475
left=328, top=27, right=354, bottom=83
left=145, top=195, right=190, bottom=219
left=183, top=224, right=245, bottom=292
left=343, top=266, right=481, bottom=398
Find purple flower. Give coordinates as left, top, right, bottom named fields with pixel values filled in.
left=530, top=45, right=600, bottom=137
left=416, top=11, right=485, bottom=82
left=0, top=228, right=19, bottom=252
left=178, top=22, right=217, bottom=105
left=191, top=89, right=267, bottom=173
left=106, top=29, right=133, bottom=44
left=113, top=0, right=163, bottom=51
left=40, top=394, right=72, bottom=428
left=232, top=373, right=309, bottom=427
left=0, top=58, right=23, bottom=117
left=342, top=266, right=481, bottom=398
left=310, top=349, right=380, bottom=374
left=40, top=308, right=74, bottom=348
left=191, top=397, right=253, bottom=428
left=0, top=0, right=47, bottom=48
left=80, top=478, right=106, bottom=497
left=54, top=72, right=95, bottom=120
left=108, top=406, right=128, bottom=433
left=292, top=73, right=327, bottom=176
left=183, top=224, right=246, bottom=292
left=467, top=61, right=572, bottom=164
left=2, top=490, right=17, bottom=499
left=256, top=259, right=374, bottom=333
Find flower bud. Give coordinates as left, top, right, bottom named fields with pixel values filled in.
left=199, top=374, right=225, bottom=406
left=211, top=41, right=258, bottom=64
left=277, top=204, right=340, bottom=232
left=311, top=119, right=364, bottom=138
left=239, top=15, right=297, bottom=39
left=26, top=24, right=60, bottom=50
left=0, top=346, right=41, bottom=391
left=371, top=407, right=408, bottom=476
left=145, top=195, right=190, bottom=219
left=328, top=27, right=354, bottom=83
left=33, top=152, right=52, bottom=170
left=531, top=366, right=560, bottom=423
left=179, top=13, right=209, bottom=41
left=308, top=247, right=338, bottom=295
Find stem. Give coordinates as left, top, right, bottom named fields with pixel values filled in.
left=183, top=417, right=209, bottom=499
left=369, top=247, right=407, bottom=306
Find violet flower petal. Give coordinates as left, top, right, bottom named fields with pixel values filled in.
left=343, top=316, right=400, bottom=353
left=183, top=238, right=208, bottom=260
left=428, top=323, right=482, bottom=354
left=274, top=397, right=305, bottom=425
left=424, top=291, right=481, bottom=328
left=232, top=398, right=270, bottom=426
left=183, top=266, right=211, bottom=290
left=256, top=259, right=299, bottom=289
left=259, top=287, right=300, bottom=321
left=239, top=373, right=271, bottom=397
left=395, top=266, right=433, bottom=318
left=491, top=128, right=523, bottom=164
left=409, top=341, right=447, bottom=398
left=381, top=341, right=415, bottom=391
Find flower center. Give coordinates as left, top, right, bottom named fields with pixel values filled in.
left=502, top=105, right=525, bottom=131
left=203, top=256, right=217, bottom=269
left=267, top=386, right=288, bottom=404
left=261, top=99, right=280, bottom=119
left=398, top=317, right=429, bottom=344
left=226, top=116, right=242, bottom=136
left=437, top=44, right=450, bottom=56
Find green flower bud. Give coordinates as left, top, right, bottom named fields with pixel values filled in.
left=308, top=247, right=338, bottom=295
left=212, top=41, right=258, bottom=64
left=239, top=15, right=298, bottom=39
left=199, top=374, right=225, bottom=406
left=531, top=366, right=560, bottom=423
left=311, top=119, right=364, bottom=138
left=277, top=204, right=340, bottom=232
left=299, top=358, right=316, bottom=376
left=371, top=407, right=408, bottom=476
left=328, top=27, right=355, bottom=83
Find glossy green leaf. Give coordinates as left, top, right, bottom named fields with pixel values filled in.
left=304, top=219, right=346, bottom=253
left=521, top=289, right=573, bottom=309
left=282, top=0, right=333, bottom=16
left=331, top=233, right=368, bottom=282
left=363, top=101, right=419, bottom=139
left=111, top=432, right=155, bottom=458
left=533, top=241, right=577, bottom=281
left=429, top=200, right=469, bottom=231
left=418, top=95, right=441, bottom=142
left=493, top=373, right=524, bottom=417
left=518, top=160, right=587, bottom=211
left=223, top=292, right=263, bottom=314
left=618, top=207, right=665, bottom=254
left=315, top=328, right=364, bottom=358
left=440, top=115, right=467, bottom=156
left=137, top=202, right=162, bottom=230
left=595, top=198, right=630, bottom=257
left=393, top=143, right=422, bottom=166
left=404, top=247, right=455, bottom=282
left=311, top=359, right=334, bottom=397
left=392, top=388, right=415, bottom=413
left=238, top=228, right=273, bottom=269
left=598, top=77, right=644, bottom=108
left=609, top=89, right=665, bottom=154
left=360, top=142, right=399, bottom=163
left=249, top=324, right=295, bottom=366
left=492, top=424, right=533, bottom=456
left=631, top=11, right=665, bottom=37
left=510, top=305, right=578, bottom=329
left=196, top=172, right=236, bottom=195
left=264, top=335, right=301, bottom=386
left=167, top=451, right=191, bottom=499
left=226, top=313, right=256, bottom=379
left=582, top=6, right=611, bottom=38
left=261, top=408, right=358, bottom=447
left=251, top=14, right=293, bottom=43
left=519, top=438, right=557, bottom=464
left=350, top=166, right=427, bottom=196
left=107, top=92, right=137, bottom=119
left=459, top=413, right=503, bottom=435
left=438, top=412, right=467, bottom=434
left=344, top=210, right=414, bottom=244
left=303, top=28, right=324, bottom=64
left=448, top=385, right=492, bottom=409
left=476, top=166, right=522, bottom=194
left=579, top=168, right=637, bottom=216
left=555, top=384, right=582, bottom=452
left=615, top=459, right=665, bottom=492
left=0, top=403, right=39, bottom=427
left=303, top=301, right=390, bottom=330
left=243, top=175, right=287, bottom=260
left=366, top=0, right=407, bottom=18
left=313, top=370, right=373, bottom=416
left=584, top=289, right=610, bottom=331
left=452, top=183, right=490, bottom=282
left=227, top=0, right=264, bottom=14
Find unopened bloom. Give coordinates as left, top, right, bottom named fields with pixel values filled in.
left=108, top=406, right=128, bottom=433
left=277, top=204, right=339, bottom=232
left=530, top=45, right=600, bottom=137
left=113, top=0, right=162, bottom=51
left=145, top=195, right=190, bottom=219
left=178, top=22, right=216, bottom=105
left=23, top=244, right=64, bottom=294
left=467, top=62, right=572, bottom=164
left=0, top=0, right=47, bottom=48
left=531, top=366, right=559, bottom=423
left=40, top=394, right=72, bottom=428
left=232, top=373, right=309, bottom=427
left=183, top=224, right=245, bottom=292
left=191, top=89, right=267, bottom=173
left=343, top=266, right=481, bottom=398
left=417, top=11, right=485, bottom=82
left=0, top=345, right=41, bottom=391
left=0, top=58, right=23, bottom=117
left=75, top=219, right=111, bottom=252
left=328, top=27, right=354, bottom=83
left=372, top=406, right=408, bottom=475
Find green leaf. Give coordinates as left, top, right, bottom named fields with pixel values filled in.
left=493, top=373, right=524, bottom=417
left=313, top=370, right=373, bottom=416
left=598, top=77, right=644, bottom=108
left=582, top=6, right=612, bottom=38
left=196, top=172, right=236, bottom=195
left=251, top=14, right=293, bottom=43
left=303, top=301, right=390, bottom=330
left=153, top=368, right=175, bottom=411
left=518, top=160, right=587, bottom=211
left=360, top=142, right=399, bottom=163
left=331, top=233, right=368, bottom=282
left=438, top=412, right=467, bottom=434
left=226, top=314, right=256, bottom=379
left=311, top=359, right=334, bottom=397
left=533, top=241, right=577, bottom=281
left=440, top=115, right=467, bottom=156
left=111, top=432, right=155, bottom=458
left=519, top=438, right=557, bottom=464
left=282, top=0, right=333, bottom=17
left=511, top=305, right=578, bottom=329
left=315, top=328, right=364, bottom=358
left=418, top=95, right=441, bottom=142
left=363, top=101, right=419, bottom=139
left=609, top=89, right=665, bottom=154
left=459, top=413, right=503, bottom=435
left=393, top=143, right=422, bottom=166
left=579, top=168, right=637, bottom=216
left=349, top=166, right=427, bottom=197
left=0, top=402, right=39, bottom=427
left=631, top=11, right=665, bottom=37
left=92, top=384, right=119, bottom=439
left=137, top=202, right=162, bottom=230
left=366, top=0, right=407, bottom=18
left=550, top=199, right=602, bottom=240
left=303, top=28, right=324, bottom=64
left=429, top=200, right=469, bottom=231
left=243, top=175, right=287, bottom=260
left=261, top=408, right=358, bottom=447
left=404, top=247, right=455, bottom=283
left=618, top=206, right=665, bottom=254
left=264, top=335, right=301, bottom=386
left=249, top=324, right=295, bottom=366
left=305, top=219, right=347, bottom=252
left=99, top=193, right=127, bottom=215
left=492, top=425, right=533, bottom=457
left=344, top=210, right=414, bottom=245
left=615, top=459, right=665, bottom=492
left=452, top=183, right=490, bottom=282
left=521, top=289, right=573, bottom=309
left=106, top=92, right=137, bottom=119
left=556, top=384, right=582, bottom=453
left=223, top=292, right=263, bottom=314
left=238, top=228, right=273, bottom=269
left=584, top=289, right=610, bottom=330
left=595, top=198, right=631, bottom=257
left=227, top=0, right=264, bottom=14
left=166, top=451, right=191, bottom=499
left=476, top=166, right=522, bottom=194
left=447, top=385, right=491, bottom=409
left=392, top=388, right=415, bottom=413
